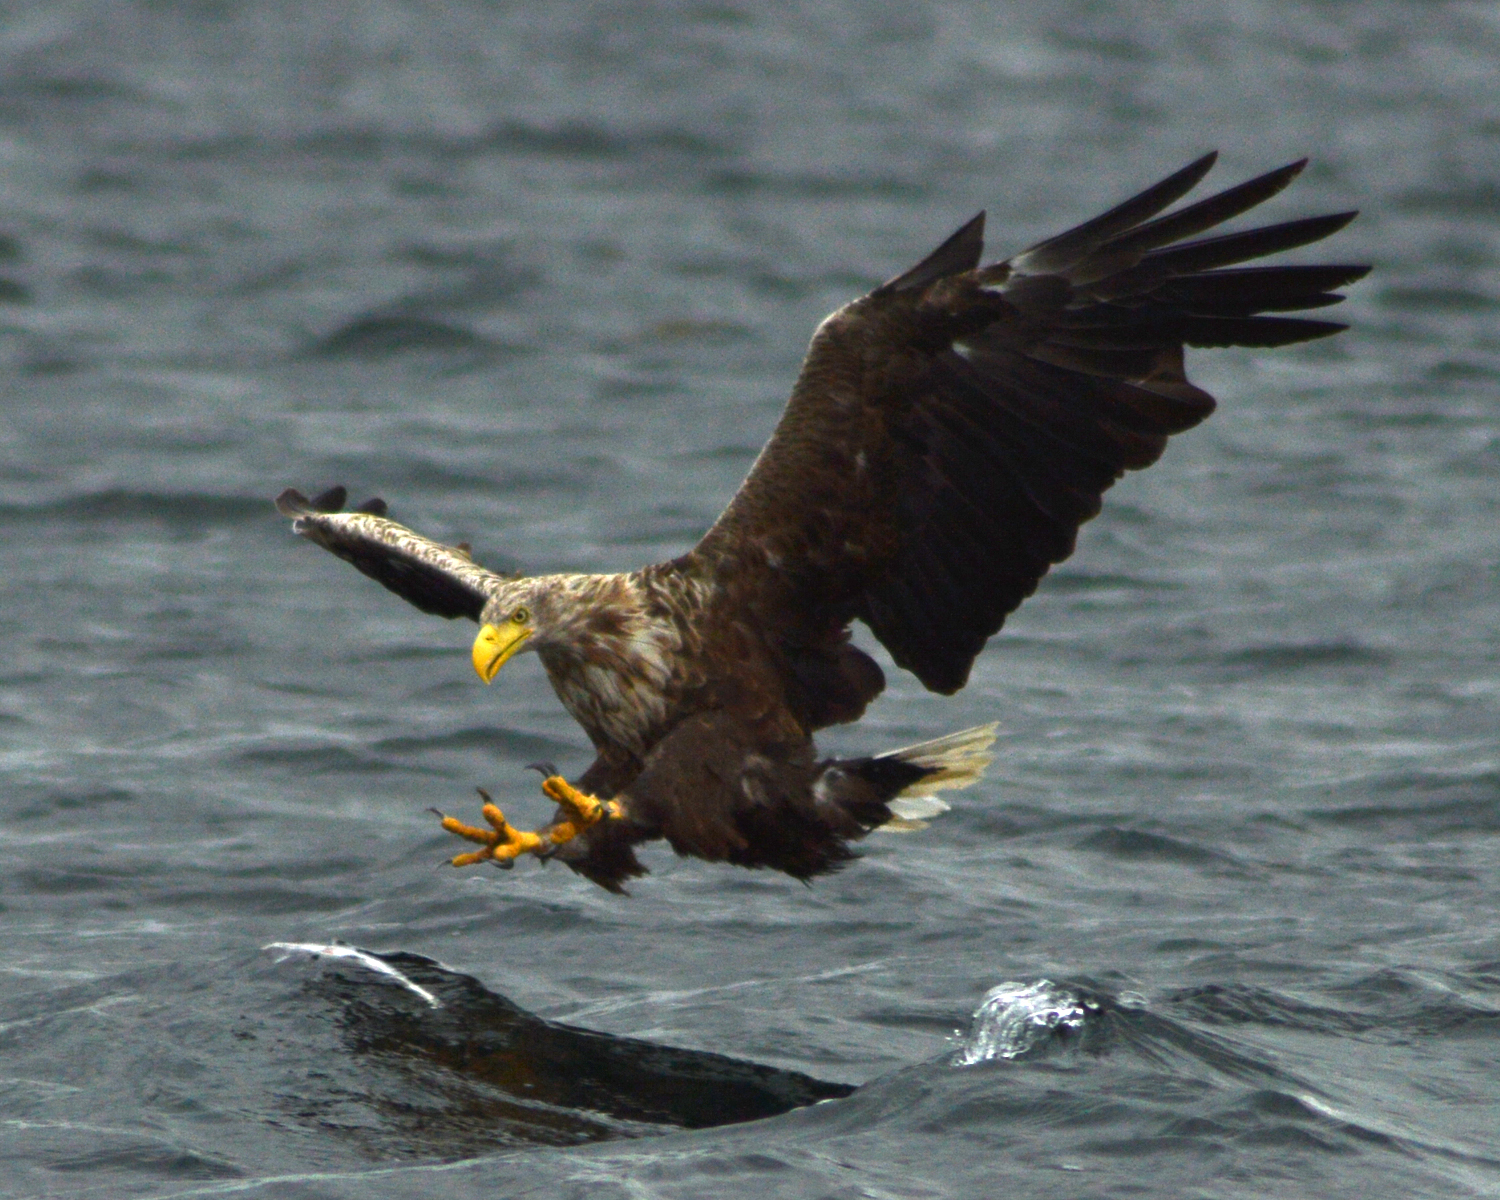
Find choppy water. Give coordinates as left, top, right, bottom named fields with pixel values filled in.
left=2, top=2, right=1499, bottom=1197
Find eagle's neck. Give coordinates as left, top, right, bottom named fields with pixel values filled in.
left=534, top=571, right=698, bottom=757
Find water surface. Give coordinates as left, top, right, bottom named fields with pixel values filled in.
left=2, top=2, right=1498, bottom=1197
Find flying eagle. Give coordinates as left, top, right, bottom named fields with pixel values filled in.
left=278, top=153, right=1365, bottom=892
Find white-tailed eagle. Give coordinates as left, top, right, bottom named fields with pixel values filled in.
left=278, top=154, right=1365, bottom=891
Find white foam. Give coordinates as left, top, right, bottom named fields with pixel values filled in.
left=953, top=979, right=1097, bottom=1065
left=262, top=942, right=441, bottom=1008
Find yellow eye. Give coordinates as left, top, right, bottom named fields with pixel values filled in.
left=512, top=606, right=530, bottom=624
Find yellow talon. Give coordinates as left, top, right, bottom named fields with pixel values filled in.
left=539, top=775, right=624, bottom=830
left=435, top=779, right=623, bottom=869
left=434, top=792, right=544, bottom=867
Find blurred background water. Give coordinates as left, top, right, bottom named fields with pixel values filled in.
left=1, top=1, right=1498, bottom=1196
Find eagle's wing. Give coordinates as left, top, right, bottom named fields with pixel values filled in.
left=692, top=153, right=1368, bottom=693
left=276, top=486, right=510, bottom=620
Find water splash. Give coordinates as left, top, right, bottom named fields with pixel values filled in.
left=263, top=942, right=442, bottom=1008
left=953, top=979, right=1102, bottom=1066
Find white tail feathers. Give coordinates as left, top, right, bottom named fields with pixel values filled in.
left=878, top=722, right=998, bottom=822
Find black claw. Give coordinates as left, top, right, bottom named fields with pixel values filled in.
left=476, top=786, right=494, bottom=803
left=525, top=761, right=559, bottom=779
left=490, top=857, right=515, bottom=871
left=427, top=806, right=446, bottom=818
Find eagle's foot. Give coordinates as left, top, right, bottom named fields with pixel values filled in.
left=435, top=789, right=545, bottom=867
left=538, top=775, right=623, bottom=845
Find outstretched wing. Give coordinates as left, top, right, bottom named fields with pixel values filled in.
left=692, top=153, right=1368, bottom=693
left=276, top=486, right=510, bottom=620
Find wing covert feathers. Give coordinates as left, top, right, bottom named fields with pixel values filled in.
left=694, top=155, right=1366, bottom=695
left=276, top=487, right=508, bottom=621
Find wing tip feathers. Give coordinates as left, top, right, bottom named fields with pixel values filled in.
left=878, top=210, right=987, bottom=295
left=274, top=487, right=310, bottom=518
left=276, top=485, right=388, bottom=521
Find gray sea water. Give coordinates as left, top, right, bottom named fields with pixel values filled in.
left=2, top=2, right=1498, bottom=1197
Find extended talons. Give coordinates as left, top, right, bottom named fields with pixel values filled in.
left=434, top=788, right=544, bottom=867
left=538, top=775, right=624, bottom=845
left=436, top=778, right=624, bottom=869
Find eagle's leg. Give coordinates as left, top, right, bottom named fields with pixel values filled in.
left=434, top=778, right=624, bottom=868
left=435, top=788, right=545, bottom=867
left=537, top=774, right=624, bottom=845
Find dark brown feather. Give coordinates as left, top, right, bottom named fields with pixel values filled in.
left=1015, top=152, right=1219, bottom=273
left=880, top=211, right=987, bottom=293
left=1094, top=160, right=1308, bottom=259
left=691, top=155, right=1364, bottom=694
left=553, top=710, right=945, bottom=889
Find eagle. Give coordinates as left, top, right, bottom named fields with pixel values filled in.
left=278, top=153, right=1365, bottom=892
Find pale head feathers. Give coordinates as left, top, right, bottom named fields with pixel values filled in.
left=482, top=572, right=688, bottom=755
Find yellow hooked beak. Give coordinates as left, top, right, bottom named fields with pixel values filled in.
left=472, top=622, right=530, bottom=684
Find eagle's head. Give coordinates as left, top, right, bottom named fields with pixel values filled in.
left=471, top=578, right=573, bottom=682
left=470, top=573, right=657, bottom=685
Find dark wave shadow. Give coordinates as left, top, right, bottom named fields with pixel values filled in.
left=303, top=315, right=507, bottom=360
left=1210, top=640, right=1393, bottom=677
left=300, top=950, right=853, bottom=1155
left=1073, top=827, right=1251, bottom=874
left=1301, top=769, right=1500, bottom=834
left=1169, top=973, right=1500, bottom=1043
left=373, top=725, right=579, bottom=758
left=0, top=489, right=272, bottom=524
left=777, top=976, right=1493, bottom=1197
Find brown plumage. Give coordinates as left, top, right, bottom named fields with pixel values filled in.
left=277, top=153, right=1366, bottom=891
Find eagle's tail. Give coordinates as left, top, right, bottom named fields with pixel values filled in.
left=878, top=721, right=999, bottom=823
left=811, top=722, right=998, bottom=836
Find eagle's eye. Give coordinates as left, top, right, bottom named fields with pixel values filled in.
left=512, top=606, right=530, bottom=624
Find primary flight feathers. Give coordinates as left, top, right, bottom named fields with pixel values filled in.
left=280, top=154, right=1365, bottom=891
